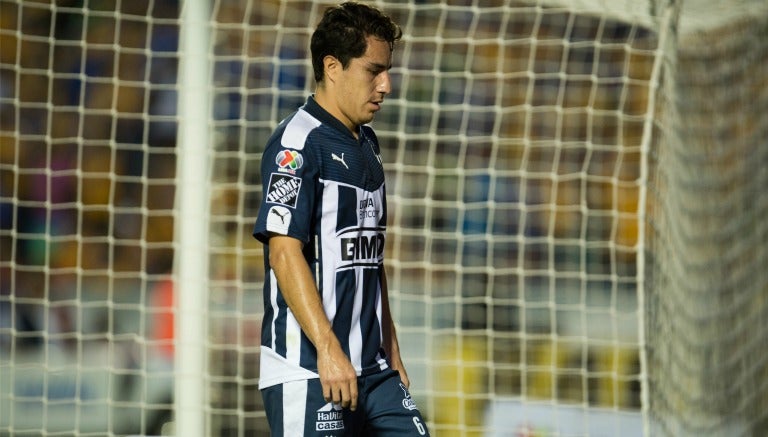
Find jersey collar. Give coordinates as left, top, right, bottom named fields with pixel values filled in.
left=304, top=95, right=360, bottom=141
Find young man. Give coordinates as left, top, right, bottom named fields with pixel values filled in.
left=253, top=2, right=430, bottom=436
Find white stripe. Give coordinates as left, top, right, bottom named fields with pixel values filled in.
left=285, top=309, right=302, bottom=365
left=272, top=266, right=302, bottom=366
left=257, top=346, right=318, bottom=390
left=349, top=275, right=364, bottom=370
left=376, top=283, right=388, bottom=371
left=281, top=109, right=321, bottom=151
left=269, top=270, right=279, bottom=350
left=283, top=380, right=307, bottom=436
left=320, top=181, right=339, bottom=323
left=314, top=234, right=320, bottom=290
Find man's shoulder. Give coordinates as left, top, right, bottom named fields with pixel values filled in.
left=276, top=108, right=323, bottom=152
left=277, top=108, right=352, bottom=150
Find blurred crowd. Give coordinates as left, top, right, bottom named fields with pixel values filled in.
left=1, top=0, right=181, bottom=352
left=1, top=0, right=655, bottom=357
left=1, top=1, right=656, bottom=432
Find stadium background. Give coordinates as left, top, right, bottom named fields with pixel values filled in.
left=1, top=0, right=766, bottom=436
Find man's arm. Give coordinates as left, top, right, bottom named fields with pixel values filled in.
left=268, top=235, right=358, bottom=410
left=380, top=269, right=410, bottom=388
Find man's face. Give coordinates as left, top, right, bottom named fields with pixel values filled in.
left=334, top=36, right=393, bottom=130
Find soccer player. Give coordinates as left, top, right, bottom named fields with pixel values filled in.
left=252, top=2, right=430, bottom=436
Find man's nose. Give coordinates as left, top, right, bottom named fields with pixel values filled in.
left=377, top=71, right=392, bottom=95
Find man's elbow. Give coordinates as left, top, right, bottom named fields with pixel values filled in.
left=268, top=235, right=303, bottom=269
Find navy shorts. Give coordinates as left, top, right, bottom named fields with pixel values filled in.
left=262, top=368, right=430, bottom=436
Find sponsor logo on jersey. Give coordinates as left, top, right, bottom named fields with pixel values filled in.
left=276, top=149, right=304, bottom=174
left=266, top=205, right=291, bottom=233
left=332, top=152, right=349, bottom=169
left=340, top=233, right=385, bottom=262
left=400, top=382, right=418, bottom=411
left=266, top=173, right=301, bottom=207
left=315, top=402, right=344, bottom=431
left=359, top=198, right=379, bottom=219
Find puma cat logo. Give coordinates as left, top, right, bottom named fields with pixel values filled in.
left=332, top=153, right=349, bottom=169
left=270, top=208, right=288, bottom=223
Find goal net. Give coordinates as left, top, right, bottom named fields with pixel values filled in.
left=1, top=0, right=766, bottom=436
left=646, top=1, right=768, bottom=435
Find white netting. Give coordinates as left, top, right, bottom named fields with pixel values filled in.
left=647, top=1, right=768, bottom=435
left=1, top=1, right=179, bottom=434
left=1, top=0, right=766, bottom=436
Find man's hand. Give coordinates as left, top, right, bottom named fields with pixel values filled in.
left=316, top=336, right=358, bottom=411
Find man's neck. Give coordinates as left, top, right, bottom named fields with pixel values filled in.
left=313, top=87, right=358, bottom=138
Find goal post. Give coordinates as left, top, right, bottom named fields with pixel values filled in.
left=174, top=0, right=211, bottom=436
left=646, top=1, right=768, bottom=434
left=1, top=0, right=767, bottom=436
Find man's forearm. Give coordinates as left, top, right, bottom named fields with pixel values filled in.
left=268, top=235, right=359, bottom=409
left=268, top=235, right=334, bottom=349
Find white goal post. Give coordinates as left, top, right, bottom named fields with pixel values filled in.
left=1, top=0, right=766, bottom=436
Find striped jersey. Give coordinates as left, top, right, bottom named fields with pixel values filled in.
left=253, top=96, right=389, bottom=389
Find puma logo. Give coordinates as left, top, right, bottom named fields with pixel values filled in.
left=332, top=153, right=348, bottom=169
left=270, top=208, right=288, bottom=223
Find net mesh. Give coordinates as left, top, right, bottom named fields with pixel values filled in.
left=1, top=0, right=766, bottom=436
left=647, top=1, right=768, bottom=434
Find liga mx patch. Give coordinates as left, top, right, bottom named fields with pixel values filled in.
left=276, top=149, right=304, bottom=173
left=266, top=173, right=301, bottom=207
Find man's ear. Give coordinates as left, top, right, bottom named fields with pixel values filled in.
left=323, top=55, right=340, bottom=83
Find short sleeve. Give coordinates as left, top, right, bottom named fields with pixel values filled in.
left=253, top=141, right=317, bottom=245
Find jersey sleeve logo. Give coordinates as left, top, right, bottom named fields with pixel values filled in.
left=266, top=173, right=302, bottom=208
left=266, top=205, right=292, bottom=234
left=276, top=149, right=304, bottom=174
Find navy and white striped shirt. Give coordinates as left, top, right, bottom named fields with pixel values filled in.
left=253, top=96, right=389, bottom=389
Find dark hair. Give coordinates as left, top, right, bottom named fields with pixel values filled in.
left=310, top=2, right=402, bottom=83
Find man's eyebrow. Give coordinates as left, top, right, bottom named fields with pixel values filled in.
left=367, top=62, right=391, bottom=71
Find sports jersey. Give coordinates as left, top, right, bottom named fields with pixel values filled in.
left=253, top=96, right=389, bottom=390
